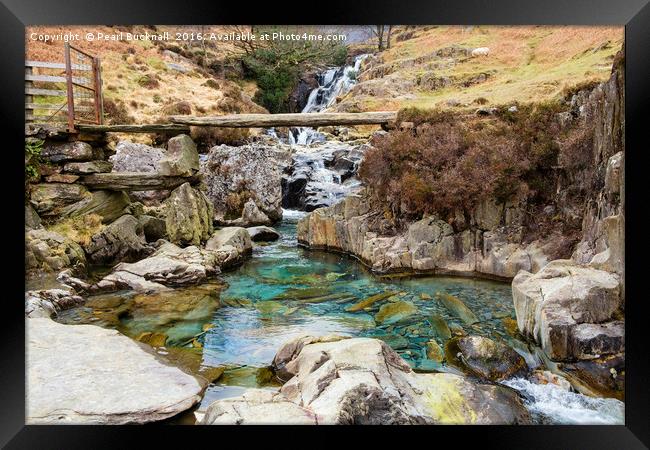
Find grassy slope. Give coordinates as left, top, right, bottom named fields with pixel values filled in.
left=338, top=25, right=623, bottom=112
left=26, top=26, right=264, bottom=129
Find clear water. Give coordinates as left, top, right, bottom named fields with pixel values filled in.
left=54, top=210, right=624, bottom=424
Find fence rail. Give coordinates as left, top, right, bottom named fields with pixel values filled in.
left=25, top=44, right=103, bottom=131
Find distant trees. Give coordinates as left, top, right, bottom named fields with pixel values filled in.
left=371, top=25, right=393, bottom=50
left=228, top=26, right=348, bottom=113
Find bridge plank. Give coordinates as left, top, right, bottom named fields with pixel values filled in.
left=168, top=111, right=398, bottom=128
left=76, top=124, right=191, bottom=134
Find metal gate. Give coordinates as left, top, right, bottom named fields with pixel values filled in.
left=25, top=43, right=103, bottom=131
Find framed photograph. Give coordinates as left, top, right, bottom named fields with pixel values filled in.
left=3, top=0, right=648, bottom=447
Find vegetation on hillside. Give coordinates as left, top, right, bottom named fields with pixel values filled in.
left=336, top=25, right=624, bottom=112
left=359, top=101, right=593, bottom=242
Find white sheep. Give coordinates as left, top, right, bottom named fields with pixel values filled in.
left=471, top=47, right=490, bottom=57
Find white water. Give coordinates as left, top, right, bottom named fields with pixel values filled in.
left=289, top=54, right=368, bottom=145
left=503, top=378, right=625, bottom=425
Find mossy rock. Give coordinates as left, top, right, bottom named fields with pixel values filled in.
left=445, top=335, right=528, bottom=381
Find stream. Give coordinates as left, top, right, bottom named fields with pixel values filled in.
left=54, top=54, right=624, bottom=425
left=55, top=211, right=624, bottom=424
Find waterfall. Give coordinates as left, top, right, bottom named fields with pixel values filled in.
left=289, top=54, right=368, bottom=145
left=282, top=54, right=369, bottom=211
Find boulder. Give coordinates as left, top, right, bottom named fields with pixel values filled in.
left=203, top=389, right=317, bottom=425
left=201, top=144, right=283, bottom=223
left=205, top=227, right=252, bottom=268
left=25, top=229, right=86, bottom=273
left=25, top=204, right=42, bottom=230
left=63, top=160, right=113, bottom=174
left=84, top=215, right=150, bottom=265
left=139, top=215, right=168, bottom=242
left=246, top=226, right=280, bottom=242
left=240, top=199, right=271, bottom=226
left=41, top=141, right=93, bottom=163
left=561, top=354, right=624, bottom=400
left=158, top=134, right=199, bottom=177
left=512, top=260, right=621, bottom=361
left=95, top=241, right=220, bottom=293
left=109, top=141, right=168, bottom=205
left=109, top=141, right=164, bottom=172
left=30, top=183, right=89, bottom=216
left=446, top=336, right=528, bottom=381
left=60, top=190, right=131, bottom=224
left=25, top=288, right=84, bottom=318
left=26, top=318, right=203, bottom=424
left=164, top=183, right=214, bottom=246
left=205, top=335, right=531, bottom=425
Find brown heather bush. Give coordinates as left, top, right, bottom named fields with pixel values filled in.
left=137, top=73, right=160, bottom=89
left=359, top=104, right=593, bottom=227
left=103, top=98, right=135, bottom=124
left=190, top=126, right=250, bottom=149
left=162, top=101, right=192, bottom=116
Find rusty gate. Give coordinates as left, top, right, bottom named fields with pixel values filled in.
left=25, top=43, right=103, bottom=131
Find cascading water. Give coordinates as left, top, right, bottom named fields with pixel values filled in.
left=289, top=54, right=368, bottom=145
left=281, top=54, right=369, bottom=211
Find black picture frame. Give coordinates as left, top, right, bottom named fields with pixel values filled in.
left=2, top=0, right=648, bottom=447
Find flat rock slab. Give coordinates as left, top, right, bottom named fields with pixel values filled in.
left=80, top=172, right=200, bottom=191
left=27, top=318, right=203, bottom=424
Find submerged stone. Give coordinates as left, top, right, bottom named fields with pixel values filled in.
left=426, top=340, right=445, bottom=362
left=435, top=292, right=479, bottom=325
left=345, top=291, right=398, bottom=312
left=429, top=314, right=452, bottom=340
left=374, top=301, right=418, bottom=325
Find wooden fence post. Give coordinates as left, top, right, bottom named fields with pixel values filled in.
left=93, top=57, right=104, bottom=125
left=64, top=43, right=76, bottom=132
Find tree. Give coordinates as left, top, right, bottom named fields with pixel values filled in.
left=370, top=25, right=393, bottom=50
left=234, top=26, right=348, bottom=112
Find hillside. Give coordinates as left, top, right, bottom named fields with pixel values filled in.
left=337, top=25, right=623, bottom=112
left=26, top=25, right=265, bottom=145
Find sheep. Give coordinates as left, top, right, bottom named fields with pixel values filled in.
left=471, top=47, right=490, bottom=57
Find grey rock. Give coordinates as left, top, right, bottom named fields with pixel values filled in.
left=60, top=190, right=131, bottom=224
left=25, top=229, right=86, bottom=273
left=204, top=335, right=530, bottom=425
left=164, top=183, right=214, bottom=246
left=205, top=227, right=252, bottom=269
left=84, top=215, right=150, bottom=265
left=26, top=318, right=203, bottom=424
left=109, top=141, right=167, bottom=205
left=30, top=183, right=89, bottom=216
left=139, top=214, right=168, bottom=241
left=25, top=204, right=42, bottom=230
left=41, top=141, right=93, bottom=163
left=63, top=160, right=114, bottom=174
left=247, top=226, right=280, bottom=242
left=95, top=241, right=220, bottom=293
left=158, top=134, right=199, bottom=177
left=512, top=260, right=621, bottom=361
left=25, top=288, right=84, bottom=318
left=447, top=335, right=528, bottom=381
left=201, top=144, right=283, bottom=223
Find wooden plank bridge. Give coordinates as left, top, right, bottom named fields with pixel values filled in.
left=76, top=111, right=398, bottom=134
